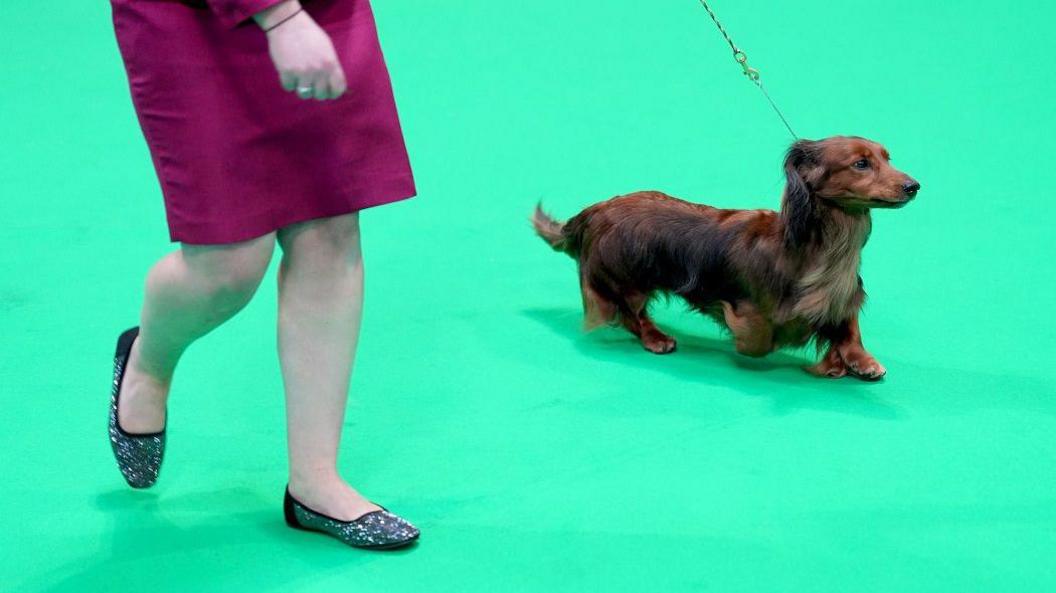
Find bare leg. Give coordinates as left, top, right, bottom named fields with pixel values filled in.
left=276, top=212, right=380, bottom=521
left=118, top=235, right=276, bottom=433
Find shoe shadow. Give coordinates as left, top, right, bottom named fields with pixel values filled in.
left=31, top=486, right=403, bottom=593
left=521, top=306, right=903, bottom=420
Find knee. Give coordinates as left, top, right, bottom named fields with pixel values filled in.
left=280, top=213, right=362, bottom=267
left=313, top=214, right=362, bottom=265
left=204, top=263, right=267, bottom=311
left=184, top=239, right=274, bottom=313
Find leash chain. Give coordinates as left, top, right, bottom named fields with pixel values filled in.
left=696, top=0, right=798, bottom=139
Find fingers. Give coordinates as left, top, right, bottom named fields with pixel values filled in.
left=286, top=70, right=309, bottom=99
left=315, top=62, right=347, bottom=100
left=312, top=69, right=330, bottom=100
left=286, top=65, right=345, bottom=101
left=329, top=66, right=347, bottom=98
left=280, top=70, right=298, bottom=92
left=293, top=71, right=316, bottom=100
left=266, top=10, right=345, bottom=101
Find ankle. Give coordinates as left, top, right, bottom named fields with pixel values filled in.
left=288, top=467, right=342, bottom=493
left=285, top=473, right=380, bottom=521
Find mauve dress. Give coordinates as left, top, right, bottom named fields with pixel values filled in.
left=110, top=0, right=416, bottom=244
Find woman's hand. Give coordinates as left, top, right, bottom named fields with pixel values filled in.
left=254, top=1, right=347, bottom=101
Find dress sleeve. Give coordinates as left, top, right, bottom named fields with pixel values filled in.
left=205, top=0, right=287, bottom=29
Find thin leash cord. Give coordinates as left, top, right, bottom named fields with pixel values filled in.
left=696, top=0, right=798, bottom=139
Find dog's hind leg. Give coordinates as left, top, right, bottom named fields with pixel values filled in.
left=621, top=293, right=677, bottom=354
left=580, top=275, right=618, bottom=330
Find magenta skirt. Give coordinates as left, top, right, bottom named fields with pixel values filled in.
left=110, top=0, right=416, bottom=244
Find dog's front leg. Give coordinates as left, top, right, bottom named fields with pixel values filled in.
left=806, top=344, right=847, bottom=378
left=831, top=314, right=886, bottom=380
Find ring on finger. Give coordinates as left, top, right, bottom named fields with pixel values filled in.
left=296, top=86, right=313, bottom=97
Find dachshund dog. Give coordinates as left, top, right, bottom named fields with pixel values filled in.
left=532, top=136, right=919, bottom=380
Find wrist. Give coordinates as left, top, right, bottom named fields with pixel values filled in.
left=253, top=0, right=303, bottom=30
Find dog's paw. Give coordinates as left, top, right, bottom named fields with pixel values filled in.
left=838, top=348, right=886, bottom=381
left=848, top=358, right=886, bottom=381
left=805, top=359, right=847, bottom=378
left=642, top=336, right=677, bottom=354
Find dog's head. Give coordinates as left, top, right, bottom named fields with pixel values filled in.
left=781, top=136, right=919, bottom=244
left=784, top=136, right=919, bottom=208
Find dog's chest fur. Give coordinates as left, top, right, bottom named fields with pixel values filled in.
left=789, top=213, right=871, bottom=325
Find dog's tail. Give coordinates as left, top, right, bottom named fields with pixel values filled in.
left=531, top=203, right=569, bottom=252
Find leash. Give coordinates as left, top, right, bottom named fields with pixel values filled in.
left=696, top=0, right=798, bottom=139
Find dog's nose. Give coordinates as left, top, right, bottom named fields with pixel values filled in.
left=902, top=179, right=921, bottom=197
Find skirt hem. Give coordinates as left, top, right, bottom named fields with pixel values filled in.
left=168, top=176, right=417, bottom=245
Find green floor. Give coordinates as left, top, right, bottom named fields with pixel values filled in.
left=3, top=1, right=1055, bottom=591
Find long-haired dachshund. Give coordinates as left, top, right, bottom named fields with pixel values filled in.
left=532, top=136, right=919, bottom=380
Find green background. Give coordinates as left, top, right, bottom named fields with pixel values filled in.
left=2, top=0, right=1054, bottom=591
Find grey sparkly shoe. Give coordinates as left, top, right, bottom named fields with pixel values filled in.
left=284, top=487, right=420, bottom=550
left=108, top=327, right=166, bottom=489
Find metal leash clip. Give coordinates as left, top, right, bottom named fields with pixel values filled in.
left=733, top=51, right=760, bottom=82
left=698, top=0, right=796, bottom=138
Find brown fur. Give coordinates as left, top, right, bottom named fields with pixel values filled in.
left=532, top=136, right=920, bottom=380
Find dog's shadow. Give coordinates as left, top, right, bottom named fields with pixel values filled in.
left=522, top=306, right=903, bottom=420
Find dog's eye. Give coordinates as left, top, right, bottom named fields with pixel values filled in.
left=852, top=158, right=870, bottom=170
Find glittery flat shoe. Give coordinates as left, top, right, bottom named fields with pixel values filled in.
left=108, top=327, right=166, bottom=489
left=283, top=487, right=420, bottom=550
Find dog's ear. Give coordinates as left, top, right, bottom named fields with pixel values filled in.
left=782, top=140, right=822, bottom=247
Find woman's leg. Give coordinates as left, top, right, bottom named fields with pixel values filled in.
left=118, top=234, right=276, bottom=433
left=276, top=212, right=380, bottom=521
